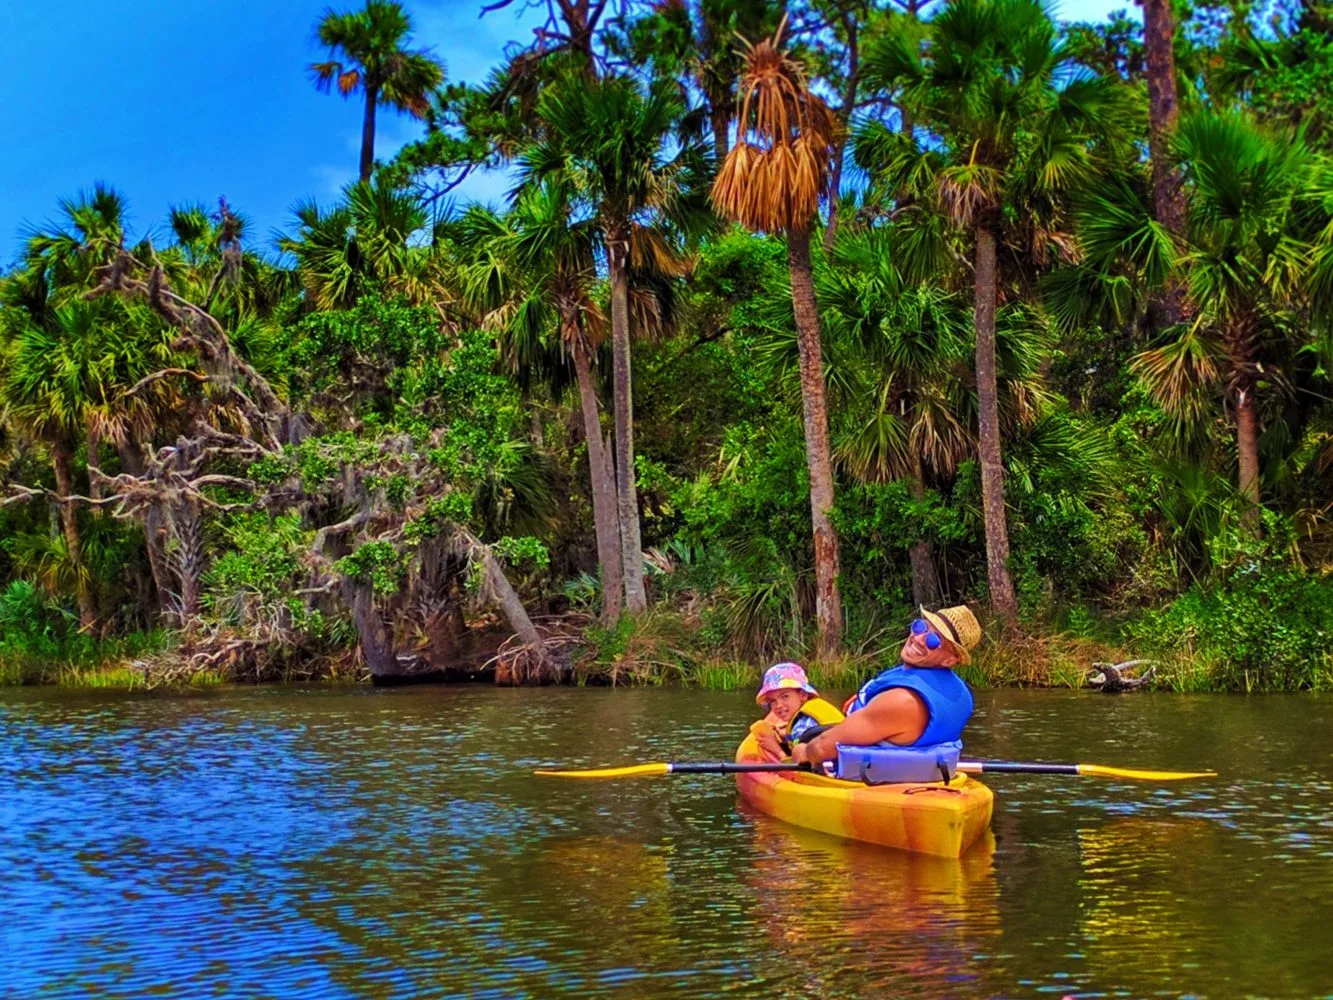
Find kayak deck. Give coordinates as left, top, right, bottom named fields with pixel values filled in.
left=734, top=736, right=994, bottom=858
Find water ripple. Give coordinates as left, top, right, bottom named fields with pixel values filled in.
left=2, top=686, right=1331, bottom=998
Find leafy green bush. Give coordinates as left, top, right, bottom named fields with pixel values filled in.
left=0, top=579, right=167, bottom=685
left=1129, top=564, right=1333, bottom=690
left=0, top=579, right=73, bottom=662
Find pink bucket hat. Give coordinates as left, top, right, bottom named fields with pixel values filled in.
left=755, top=662, right=817, bottom=705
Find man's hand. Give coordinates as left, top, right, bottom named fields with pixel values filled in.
left=790, top=742, right=810, bottom=766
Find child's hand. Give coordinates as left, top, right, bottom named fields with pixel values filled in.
left=756, top=725, right=786, bottom=762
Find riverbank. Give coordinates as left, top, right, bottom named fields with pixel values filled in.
left=7, top=605, right=1329, bottom=693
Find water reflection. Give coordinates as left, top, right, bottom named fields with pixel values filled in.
left=739, top=810, right=1002, bottom=997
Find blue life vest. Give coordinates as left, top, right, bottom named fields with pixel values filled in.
left=845, top=665, right=974, bottom=746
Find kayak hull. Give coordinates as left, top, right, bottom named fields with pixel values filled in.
left=734, top=736, right=994, bottom=858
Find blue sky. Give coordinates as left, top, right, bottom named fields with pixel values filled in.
left=0, top=0, right=1137, bottom=266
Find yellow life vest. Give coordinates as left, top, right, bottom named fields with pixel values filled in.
left=749, top=696, right=845, bottom=746
left=799, top=696, right=846, bottom=726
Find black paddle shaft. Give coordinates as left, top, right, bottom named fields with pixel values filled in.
left=974, top=761, right=1080, bottom=775
left=671, top=761, right=809, bottom=774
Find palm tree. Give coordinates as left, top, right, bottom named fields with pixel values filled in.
left=521, top=73, right=711, bottom=614
left=1132, top=111, right=1333, bottom=511
left=1139, top=0, right=1189, bottom=327
left=0, top=301, right=170, bottom=628
left=453, top=185, right=625, bottom=622
left=629, top=0, right=782, bottom=161
left=855, top=0, right=1132, bottom=623
left=162, top=201, right=301, bottom=322
left=279, top=179, right=439, bottom=310
left=310, top=0, right=445, bottom=182
left=712, top=22, right=845, bottom=653
left=2, top=187, right=177, bottom=629
left=820, top=227, right=972, bottom=606
left=20, top=185, right=129, bottom=296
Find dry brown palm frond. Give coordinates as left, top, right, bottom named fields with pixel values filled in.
left=629, top=226, right=693, bottom=278
left=711, top=18, right=839, bottom=235
left=1004, top=380, right=1043, bottom=430
left=553, top=278, right=607, bottom=354
left=1031, top=225, right=1081, bottom=267
left=628, top=286, right=667, bottom=343
left=910, top=394, right=972, bottom=477
left=475, top=299, right=515, bottom=334
left=936, top=162, right=1002, bottom=228
left=1131, top=322, right=1223, bottom=421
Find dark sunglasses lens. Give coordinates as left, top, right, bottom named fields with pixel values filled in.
left=911, top=618, right=929, bottom=635
left=925, top=632, right=941, bottom=651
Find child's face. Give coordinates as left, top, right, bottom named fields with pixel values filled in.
left=766, top=689, right=807, bottom=723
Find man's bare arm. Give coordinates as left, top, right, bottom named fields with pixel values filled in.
left=799, top=688, right=929, bottom=767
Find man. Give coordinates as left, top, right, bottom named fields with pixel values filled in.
left=791, top=604, right=982, bottom=769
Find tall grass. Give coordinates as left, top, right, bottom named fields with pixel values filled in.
left=0, top=629, right=173, bottom=687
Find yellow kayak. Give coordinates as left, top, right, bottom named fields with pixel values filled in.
left=733, top=734, right=994, bottom=858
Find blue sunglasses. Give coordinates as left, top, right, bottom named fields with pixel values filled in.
left=910, top=618, right=942, bottom=650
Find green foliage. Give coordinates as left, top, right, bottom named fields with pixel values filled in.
left=270, top=295, right=448, bottom=415
left=0, top=579, right=71, bottom=655
left=1130, top=563, right=1333, bottom=690
left=0, top=579, right=166, bottom=684
left=205, top=513, right=310, bottom=610
left=335, top=541, right=404, bottom=596
left=493, top=535, right=550, bottom=571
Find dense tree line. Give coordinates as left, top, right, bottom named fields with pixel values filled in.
left=3, top=0, right=1333, bottom=690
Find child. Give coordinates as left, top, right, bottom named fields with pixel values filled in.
left=752, top=662, right=844, bottom=760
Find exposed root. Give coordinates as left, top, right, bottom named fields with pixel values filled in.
left=489, top=611, right=592, bottom=685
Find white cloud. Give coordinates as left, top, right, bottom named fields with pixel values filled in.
left=311, top=163, right=355, bottom=198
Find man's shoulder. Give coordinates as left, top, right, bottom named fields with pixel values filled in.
left=864, top=683, right=928, bottom=713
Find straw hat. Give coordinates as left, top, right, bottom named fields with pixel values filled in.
left=919, top=604, right=982, bottom=664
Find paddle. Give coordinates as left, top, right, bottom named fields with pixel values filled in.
left=535, top=759, right=1217, bottom=781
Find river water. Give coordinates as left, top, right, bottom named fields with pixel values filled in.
left=2, top=685, right=1331, bottom=998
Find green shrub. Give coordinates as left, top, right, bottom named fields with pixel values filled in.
left=1129, top=564, right=1333, bottom=690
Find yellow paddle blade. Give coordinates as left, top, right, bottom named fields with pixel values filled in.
left=1077, top=764, right=1217, bottom=781
left=534, top=763, right=672, bottom=779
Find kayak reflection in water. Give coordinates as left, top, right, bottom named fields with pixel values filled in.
left=791, top=605, right=982, bottom=771
left=751, top=663, right=845, bottom=762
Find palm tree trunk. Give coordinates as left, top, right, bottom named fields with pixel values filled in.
left=608, top=229, right=648, bottom=613
left=172, top=499, right=205, bottom=624
left=710, top=104, right=730, bottom=163
left=908, top=453, right=942, bottom=608
left=144, top=503, right=177, bottom=625
left=572, top=341, right=625, bottom=622
left=1143, top=0, right=1189, bottom=326
left=973, top=226, right=1018, bottom=624
left=1235, top=384, right=1261, bottom=510
left=787, top=229, right=843, bottom=654
left=1227, top=317, right=1262, bottom=518
left=86, top=425, right=102, bottom=506
left=360, top=84, right=379, bottom=183
left=822, top=12, right=860, bottom=254
left=51, top=441, right=96, bottom=630
left=117, top=441, right=175, bottom=624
